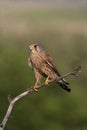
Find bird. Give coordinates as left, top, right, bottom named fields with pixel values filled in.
left=28, top=42, right=71, bottom=92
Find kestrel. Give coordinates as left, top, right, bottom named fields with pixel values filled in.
left=28, top=42, right=71, bottom=92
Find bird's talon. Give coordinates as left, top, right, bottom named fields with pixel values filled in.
left=45, top=83, right=49, bottom=85
left=33, top=86, right=38, bottom=91
left=45, top=80, right=49, bottom=85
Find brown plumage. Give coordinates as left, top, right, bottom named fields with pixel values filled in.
left=28, top=42, right=71, bottom=92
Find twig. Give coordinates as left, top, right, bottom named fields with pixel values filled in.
left=0, top=66, right=81, bottom=130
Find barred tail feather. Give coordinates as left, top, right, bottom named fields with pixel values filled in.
left=57, top=81, right=71, bottom=92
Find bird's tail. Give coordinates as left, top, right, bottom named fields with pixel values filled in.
left=57, top=79, right=71, bottom=93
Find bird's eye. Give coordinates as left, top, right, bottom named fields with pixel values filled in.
left=34, top=44, right=40, bottom=52
left=34, top=45, right=38, bottom=51
left=34, top=45, right=37, bottom=48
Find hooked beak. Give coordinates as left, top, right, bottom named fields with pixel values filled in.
left=29, top=45, right=32, bottom=50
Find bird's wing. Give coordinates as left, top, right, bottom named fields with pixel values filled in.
left=39, top=51, right=69, bottom=85
left=39, top=50, right=61, bottom=76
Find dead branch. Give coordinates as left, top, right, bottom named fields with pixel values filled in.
left=0, top=66, right=81, bottom=130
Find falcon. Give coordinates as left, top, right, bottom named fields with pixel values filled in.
left=28, top=42, right=71, bottom=92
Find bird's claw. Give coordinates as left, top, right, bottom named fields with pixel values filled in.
left=33, top=85, right=38, bottom=91
left=45, top=77, right=50, bottom=85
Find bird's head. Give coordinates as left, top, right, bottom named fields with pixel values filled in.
left=29, top=42, right=42, bottom=53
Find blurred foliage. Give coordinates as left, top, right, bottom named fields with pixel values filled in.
left=0, top=1, right=87, bottom=130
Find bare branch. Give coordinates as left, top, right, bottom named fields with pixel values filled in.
left=0, top=66, right=81, bottom=130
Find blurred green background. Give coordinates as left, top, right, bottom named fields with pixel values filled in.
left=0, top=1, right=87, bottom=130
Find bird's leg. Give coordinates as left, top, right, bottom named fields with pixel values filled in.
left=45, top=75, right=51, bottom=85
left=33, top=78, right=40, bottom=91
